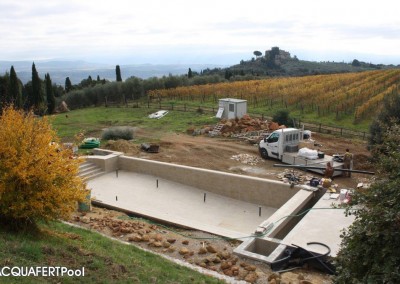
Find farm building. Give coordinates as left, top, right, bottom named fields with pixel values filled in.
left=216, top=98, right=247, bottom=119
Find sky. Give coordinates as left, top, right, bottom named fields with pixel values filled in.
left=1, top=0, right=399, bottom=65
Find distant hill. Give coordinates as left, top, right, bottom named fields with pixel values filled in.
left=2, top=49, right=399, bottom=86
left=0, top=60, right=226, bottom=85
left=202, top=47, right=400, bottom=78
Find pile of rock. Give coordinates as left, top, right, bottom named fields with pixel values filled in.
left=231, top=154, right=263, bottom=166
left=219, top=114, right=281, bottom=137
left=187, top=114, right=285, bottom=137
left=76, top=215, right=260, bottom=283
left=192, top=244, right=259, bottom=283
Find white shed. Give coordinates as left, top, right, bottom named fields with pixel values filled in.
left=216, top=98, right=247, bottom=119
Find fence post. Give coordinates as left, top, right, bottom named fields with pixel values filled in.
left=147, top=100, right=150, bottom=108
left=363, top=132, right=366, bottom=140
left=340, top=128, right=343, bottom=136
left=319, top=123, right=322, bottom=133
left=184, top=104, right=186, bottom=112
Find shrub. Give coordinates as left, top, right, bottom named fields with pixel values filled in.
left=272, top=109, right=292, bottom=126
left=0, top=107, right=86, bottom=231
left=334, top=123, right=400, bottom=283
left=101, top=126, right=135, bottom=141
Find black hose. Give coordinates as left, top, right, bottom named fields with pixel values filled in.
left=270, top=249, right=293, bottom=267
left=291, top=242, right=335, bottom=274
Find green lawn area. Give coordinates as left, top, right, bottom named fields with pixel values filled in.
left=0, top=221, right=224, bottom=284
left=51, top=107, right=220, bottom=140
left=50, top=102, right=372, bottom=142
left=147, top=99, right=372, bottom=133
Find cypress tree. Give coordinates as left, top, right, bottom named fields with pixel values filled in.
left=188, top=68, right=193, bottom=78
left=45, top=73, right=56, bottom=114
left=9, top=66, right=22, bottom=108
left=116, top=65, right=122, bottom=82
left=65, top=77, right=72, bottom=93
left=31, top=62, right=43, bottom=109
left=0, top=73, right=10, bottom=110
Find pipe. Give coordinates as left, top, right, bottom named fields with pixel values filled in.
left=291, top=242, right=335, bottom=274
left=273, top=164, right=375, bottom=175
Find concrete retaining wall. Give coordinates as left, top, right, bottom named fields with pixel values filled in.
left=85, top=149, right=123, bottom=173
left=118, top=156, right=298, bottom=208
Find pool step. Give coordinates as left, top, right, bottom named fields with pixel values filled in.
left=79, top=161, right=105, bottom=181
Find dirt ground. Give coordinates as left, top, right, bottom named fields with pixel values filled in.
left=72, top=129, right=374, bottom=283
left=106, top=129, right=373, bottom=188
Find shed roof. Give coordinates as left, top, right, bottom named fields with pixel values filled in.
left=219, top=98, right=247, bottom=103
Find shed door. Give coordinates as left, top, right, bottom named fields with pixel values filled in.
left=228, top=103, right=235, bottom=119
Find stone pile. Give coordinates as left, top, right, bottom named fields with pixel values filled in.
left=74, top=215, right=260, bottom=283
left=187, top=114, right=285, bottom=137
left=230, top=154, right=262, bottom=166
left=218, top=114, right=281, bottom=137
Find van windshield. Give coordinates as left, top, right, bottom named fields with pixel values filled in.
left=267, top=132, right=280, bottom=143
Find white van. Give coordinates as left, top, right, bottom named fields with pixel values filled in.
left=259, top=128, right=343, bottom=176
left=259, top=128, right=301, bottom=160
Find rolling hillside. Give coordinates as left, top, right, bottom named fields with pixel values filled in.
left=148, top=69, right=400, bottom=123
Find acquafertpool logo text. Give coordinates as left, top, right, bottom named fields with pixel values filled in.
left=0, top=266, right=85, bottom=277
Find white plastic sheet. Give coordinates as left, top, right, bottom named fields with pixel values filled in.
left=298, top=147, right=318, bottom=159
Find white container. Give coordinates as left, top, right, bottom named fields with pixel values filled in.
left=340, top=189, right=348, bottom=201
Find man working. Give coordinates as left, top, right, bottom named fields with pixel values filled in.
left=324, top=162, right=334, bottom=179
left=343, top=149, right=353, bottom=177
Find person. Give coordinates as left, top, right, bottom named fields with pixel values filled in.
left=324, top=162, right=334, bottom=179
left=343, top=148, right=353, bottom=177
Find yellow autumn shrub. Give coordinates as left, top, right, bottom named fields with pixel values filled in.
left=0, top=107, right=86, bottom=227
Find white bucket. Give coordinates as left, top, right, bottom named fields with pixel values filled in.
left=340, top=189, right=348, bottom=201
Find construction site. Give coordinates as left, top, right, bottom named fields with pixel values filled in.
left=72, top=106, right=373, bottom=283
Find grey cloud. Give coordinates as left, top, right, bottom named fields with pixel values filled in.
left=329, top=24, right=400, bottom=40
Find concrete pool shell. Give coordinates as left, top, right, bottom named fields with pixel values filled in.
left=84, top=149, right=354, bottom=264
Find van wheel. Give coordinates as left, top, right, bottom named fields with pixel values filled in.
left=260, top=148, right=269, bottom=159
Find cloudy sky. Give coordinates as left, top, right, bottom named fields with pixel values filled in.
left=1, top=0, right=399, bottom=65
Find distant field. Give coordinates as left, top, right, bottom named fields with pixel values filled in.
left=51, top=107, right=219, bottom=140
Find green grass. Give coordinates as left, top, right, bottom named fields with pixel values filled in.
left=0, top=221, right=224, bottom=284
left=52, top=107, right=219, bottom=140
left=163, top=99, right=372, bottom=132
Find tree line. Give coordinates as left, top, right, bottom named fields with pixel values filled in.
left=1, top=63, right=235, bottom=112
left=0, top=63, right=60, bottom=114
